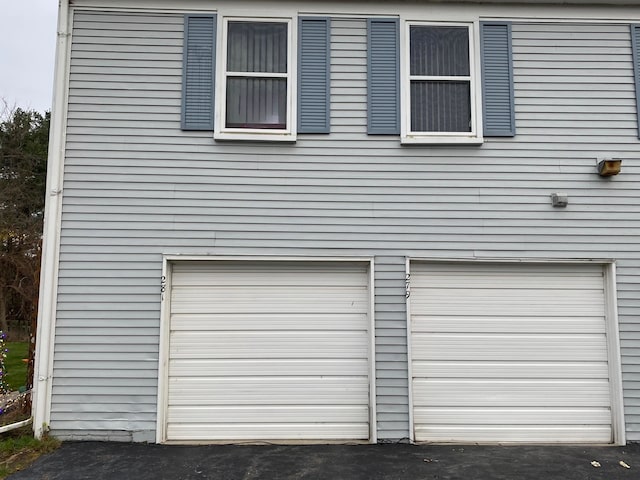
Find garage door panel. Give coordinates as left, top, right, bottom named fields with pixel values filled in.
left=171, top=286, right=369, bottom=314
left=166, top=261, right=371, bottom=442
left=412, top=334, right=608, bottom=362
left=410, top=262, right=614, bottom=444
left=412, top=273, right=604, bottom=290
left=168, top=405, right=369, bottom=423
left=411, top=263, right=602, bottom=277
left=170, top=313, right=368, bottom=331
left=413, top=379, right=611, bottom=407
left=172, top=260, right=367, bottom=275
left=169, top=376, right=369, bottom=394
left=414, top=407, right=613, bottom=425
left=170, top=331, right=369, bottom=359
left=414, top=426, right=612, bottom=444
left=169, top=379, right=368, bottom=404
left=172, top=269, right=368, bottom=287
left=410, top=293, right=605, bottom=317
left=412, top=361, right=610, bottom=379
left=170, top=358, right=368, bottom=377
left=167, top=423, right=370, bottom=441
left=412, top=316, right=606, bottom=334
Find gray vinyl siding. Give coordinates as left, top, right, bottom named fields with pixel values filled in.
left=54, top=9, right=640, bottom=442
left=374, top=256, right=409, bottom=441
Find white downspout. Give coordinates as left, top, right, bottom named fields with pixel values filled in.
left=32, top=0, right=71, bottom=439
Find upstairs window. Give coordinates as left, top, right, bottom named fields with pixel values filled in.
left=402, top=22, right=481, bottom=144
left=183, top=15, right=331, bottom=138
left=216, top=18, right=294, bottom=140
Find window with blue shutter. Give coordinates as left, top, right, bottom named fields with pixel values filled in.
left=298, top=17, right=331, bottom=133
left=481, top=21, right=515, bottom=137
left=631, top=24, right=640, bottom=138
left=182, top=14, right=332, bottom=140
left=367, top=18, right=400, bottom=135
left=182, top=15, right=216, bottom=131
left=366, top=18, right=514, bottom=143
left=401, top=21, right=482, bottom=143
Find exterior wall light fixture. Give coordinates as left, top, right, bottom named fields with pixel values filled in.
left=597, top=158, right=622, bottom=177
left=551, top=192, right=568, bottom=208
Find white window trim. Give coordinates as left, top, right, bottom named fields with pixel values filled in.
left=215, top=16, right=297, bottom=142
left=400, top=20, right=483, bottom=145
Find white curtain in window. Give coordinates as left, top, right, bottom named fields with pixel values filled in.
left=409, top=26, right=471, bottom=133
left=227, top=78, right=287, bottom=128
left=410, top=81, right=471, bottom=132
left=410, top=26, right=469, bottom=76
left=226, top=22, right=288, bottom=129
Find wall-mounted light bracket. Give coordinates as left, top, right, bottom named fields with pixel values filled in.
left=597, top=159, right=622, bottom=177
left=551, top=192, right=568, bottom=208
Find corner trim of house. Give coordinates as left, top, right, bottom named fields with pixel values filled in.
left=32, top=0, right=72, bottom=439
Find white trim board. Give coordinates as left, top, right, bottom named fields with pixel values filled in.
left=368, top=259, right=377, bottom=444
left=604, top=262, right=626, bottom=446
left=32, top=0, right=73, bottom=439
left=405, top=257, right=415, bottom=443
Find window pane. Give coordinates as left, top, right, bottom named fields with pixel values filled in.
left=227, top=22, right=287, bottom=73
left=410, top=81, right=471, bottom=132
left=410, top=26, right=469, bottom=76
left=226, top=77, right=287, bottom=129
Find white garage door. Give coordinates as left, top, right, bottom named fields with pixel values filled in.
left=410, top=262, right=614, bottom=443
left=165, top=261, right=371, bottom=442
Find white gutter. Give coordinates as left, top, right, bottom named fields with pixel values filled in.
left=32, top=0, right=71, bottom=439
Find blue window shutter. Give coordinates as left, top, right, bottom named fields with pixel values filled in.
left=480, top=22, right=515, bottom=137
left=367, top=18, right=400, bottom=135
left=182, top=15, right=216, bottom=131
left=298, top=17, right=331, bottom=133
left=631, top=25, right=640, bottom=138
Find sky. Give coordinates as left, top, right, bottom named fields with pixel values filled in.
left=1, top=0, right=58, bottom=114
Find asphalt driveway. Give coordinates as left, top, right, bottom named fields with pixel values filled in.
left=8, top=442, right=640, bottom=480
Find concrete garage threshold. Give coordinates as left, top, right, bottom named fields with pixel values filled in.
left=8, top=442, right=640, bottom=480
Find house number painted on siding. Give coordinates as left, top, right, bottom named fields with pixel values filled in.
left=160, top=275, right=167, bottom=300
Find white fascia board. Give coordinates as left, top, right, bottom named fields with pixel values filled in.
left=70, top=0, right=640, bottom=23
left=32, top=0, right=72, bottom=439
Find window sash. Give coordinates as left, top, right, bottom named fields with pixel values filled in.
left=409, top=25, right=470, bottom=77
left=226, top=21, right=288, bottom=74
left=410, top=80, right=472, bottom=132
left=226, top=77, right=287, bottom=129
left=405, top=22, right=477, bottom=138
left=219, top=17, right=293, bottom=135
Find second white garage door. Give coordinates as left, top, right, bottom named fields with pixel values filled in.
left=410, top=262, right=616, bottom=444
left=165, top=260, right=371, bottom=442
